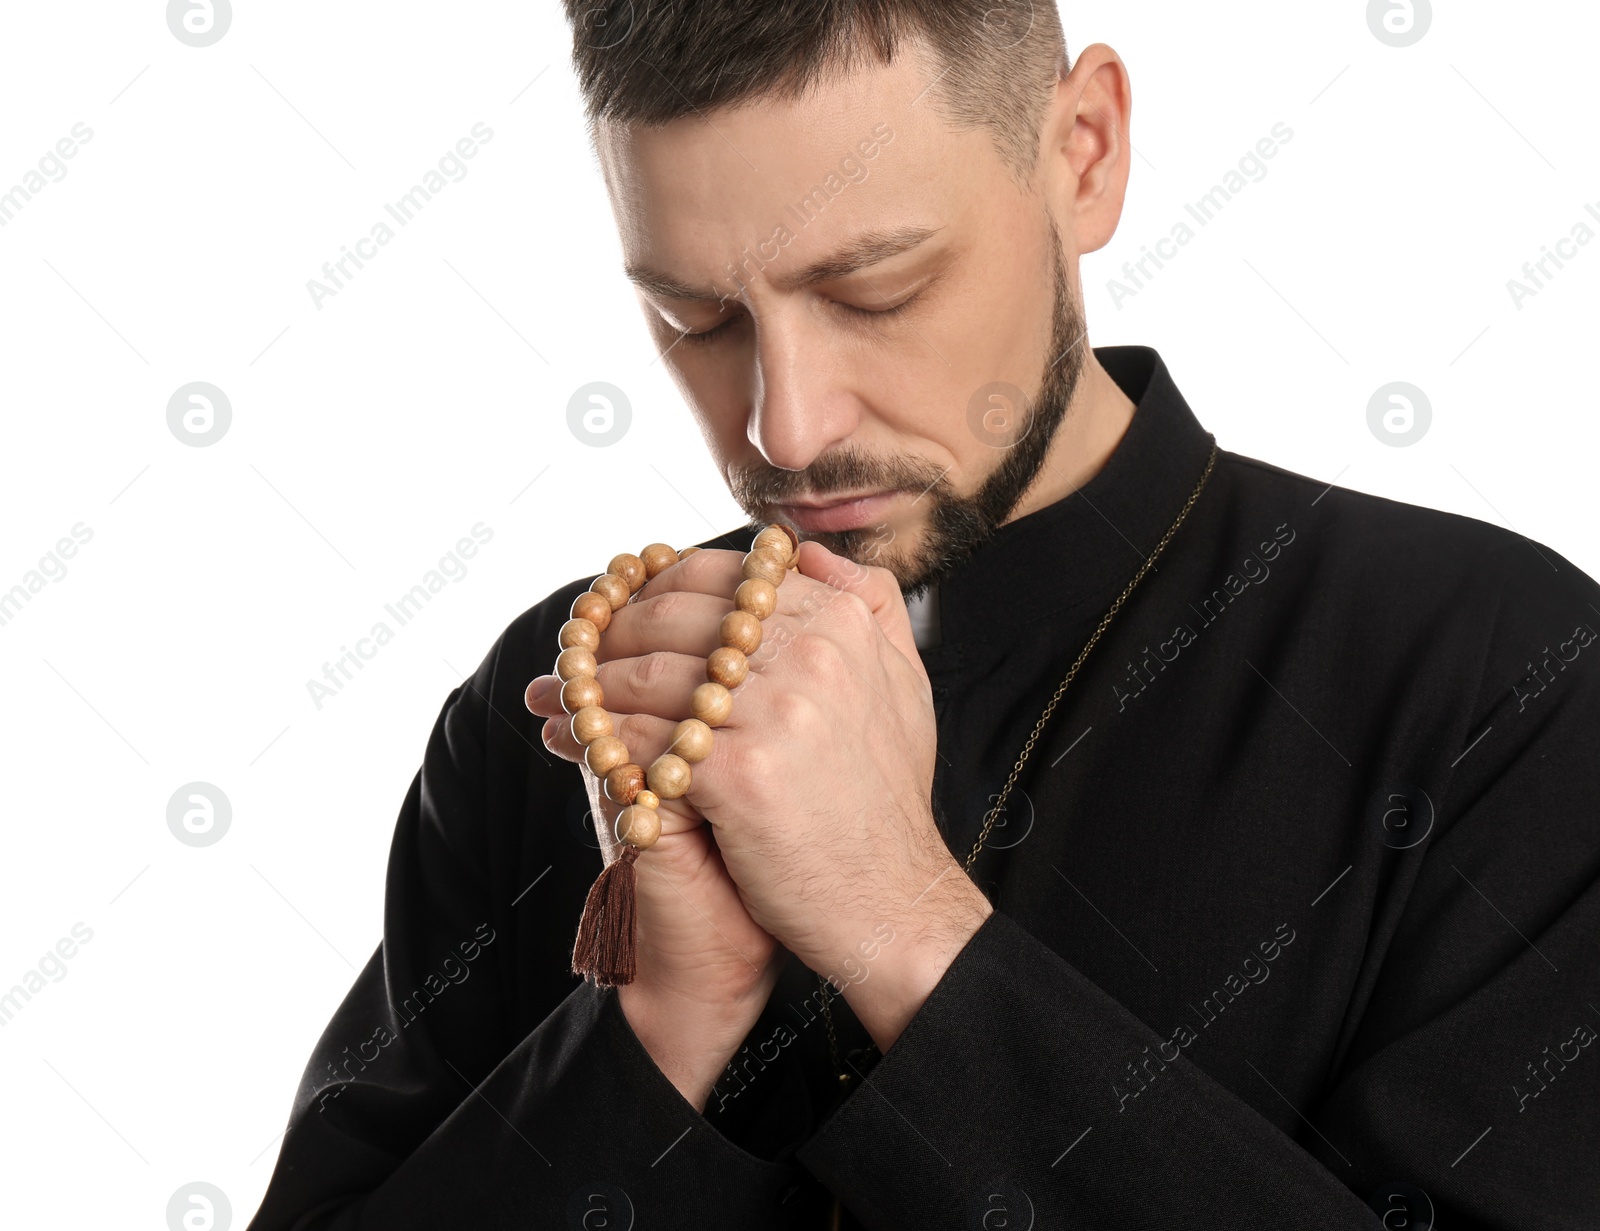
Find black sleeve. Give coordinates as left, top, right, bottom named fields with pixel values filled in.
left=795, top=908, right=1389, bottom=1228
left=795, top=542, right=1600, bottom=1230
left=246, top=624, right=810, bottom=1230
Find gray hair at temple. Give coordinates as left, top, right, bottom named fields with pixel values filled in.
left=560, top=0, right=1070, bottom=189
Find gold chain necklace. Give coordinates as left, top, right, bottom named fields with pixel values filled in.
left=816, top=439, right=1220, bottom=1096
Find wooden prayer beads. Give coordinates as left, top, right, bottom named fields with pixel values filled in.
left=560, top=523, right=800, bottom=985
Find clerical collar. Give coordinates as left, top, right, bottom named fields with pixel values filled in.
left=907, top=583, right=941, bottom=650
left=919, top=345, right=1214, bottom=652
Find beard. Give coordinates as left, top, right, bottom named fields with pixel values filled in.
left=728, top=215, right=1088, bottom=601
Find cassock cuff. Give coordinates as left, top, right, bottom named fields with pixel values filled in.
left=792, top=907, right=1040, bottom=1224
left=584, top=979, right=817, bottom=1219
left=350, top=974, right=813, bottom=1226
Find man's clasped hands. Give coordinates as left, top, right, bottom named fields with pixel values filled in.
left=522, top=541, right=991, bottom=1108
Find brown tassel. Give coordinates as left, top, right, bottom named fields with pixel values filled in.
left=571, top=845, right=641, bottom=985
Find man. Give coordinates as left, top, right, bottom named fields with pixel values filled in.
left=248, top=2, right=1600, bottom=1228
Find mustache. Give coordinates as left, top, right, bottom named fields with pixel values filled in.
left=730, top=453, right=948, bottom=507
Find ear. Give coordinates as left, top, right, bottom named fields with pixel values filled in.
left=1042, top=42, right=1133, bottom=256
left=794, top=540, right=922, bottom=669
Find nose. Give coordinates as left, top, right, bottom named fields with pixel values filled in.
left=746, top=312, right=861, bottom=472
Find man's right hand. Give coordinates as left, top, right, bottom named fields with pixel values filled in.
left=525, top=671, right=784, bottom=1112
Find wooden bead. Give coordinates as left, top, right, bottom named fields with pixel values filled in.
left=556, top=647, right=598, bottom=682
left=752, top=525, right=789, bottom=555
left=735, top=578, right=777, bottom=619
left=604, top=762, right=645, bottom=805
left=584, top=735, right=629, bottom=776
left=679, top=546, right=701, bottom=558
left=571, top=705, right=613, bottom=745
left=647, top=753, right=692, bottom=800
left=571, top=591, right=612, bottom=633
left=691, top=681, right=733, bottom=727
left=640, top=543, right=679, bottom=579
left=706, top=646, right=748, bottom=689
left=608, top=553, right=647, bottom=593
left=720, top=609, right=763, bottom=655
left=753, top=524, right=799, bottom=566
left=636, top=789, right=660, bottom=810
left=617, top=805, right=661, bottom=850
left=590, top=573, right=630, bottom=611
left=669, top=718, right=715, bottom=763
left=741, top=550, right=787, bottom=587
left=561, top=676, right=603, bottom=714
left=559, top=617, right=600, bottom=652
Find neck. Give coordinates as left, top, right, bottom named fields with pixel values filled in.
left=1004, top=348, right=1137, bottom=527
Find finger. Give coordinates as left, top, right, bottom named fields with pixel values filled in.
left=594, top=649, right=769, bottom=722
left=635, top=543, right=814, bottom=614
left=601, top=561, right=835, bottom=667
left=594, top=588, right=744, bottom=662
left=540, top=707, right=707, bottom=780
left=636, top=540, right=856, bottom=636
left=523, top=550, right=783, bottom=708
left=522, top=550, right=749, bottom=717
left=523, top=599, right=801, bottom=721
left=794, top=539, right=922, bottom=669
left=525, top=669, right=652, bottom=717
left=589, top=782, right=704, bottom=847
left=528, top=536, right=882, bottom=719
left=542, top=711, right=709, bottom=844
left=632, top=546, right=747, bottom=605
left=526, top=673, right=564, bottom=716
left=539, top=705, right=644, bottom=765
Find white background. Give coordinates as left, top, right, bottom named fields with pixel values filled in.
left=0, top=1, right=1595, bottom=1226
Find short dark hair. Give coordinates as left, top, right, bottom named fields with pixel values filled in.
left=561, top=0, right=1068, bottom=186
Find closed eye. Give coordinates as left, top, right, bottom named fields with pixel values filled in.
left=676, top=314, right=742, bottom=347
left=675, top=293, right=920, bottom=347
left=840, top=296, right=917, bottom=321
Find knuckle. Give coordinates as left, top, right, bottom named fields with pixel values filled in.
left=725, top=728, right=774, bottom=783
left=683, top=546, right=732, bottom=587
left=543, top=717, right=579, bottom=760
left=793, top=587, right=833, bottom=626
left=642, top=588, right=687, bottom=634
left=630, top=650, right=673, bottom=690
left=792, top=631, right=845, bottom=678
left=837, top=590, right=874, bottom=635
left=615, top=711, right=655, bottom=749
left=769, top=687, right=818, bottom=732
left=789, top=629, right=827, bottom=665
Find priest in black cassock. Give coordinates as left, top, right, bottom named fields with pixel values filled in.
left=247, top=3, right=1600, bottom=1229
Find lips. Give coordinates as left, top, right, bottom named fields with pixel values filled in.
left=775, top=490, right=902, bottom=533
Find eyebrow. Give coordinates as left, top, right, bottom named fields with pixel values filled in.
left=625, top=224, right=944, bottom=305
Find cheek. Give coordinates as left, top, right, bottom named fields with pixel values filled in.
left=682, top=400, right=748, bottom=473
left=895, top=269, right=1053, bottom=463
left=664, top=368, right=757, bottom=465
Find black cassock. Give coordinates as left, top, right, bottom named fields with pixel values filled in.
left=247, top=347, right=1600, bottom=1230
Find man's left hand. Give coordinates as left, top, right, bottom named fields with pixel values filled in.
left=532, top=540, right=992, bottom=1050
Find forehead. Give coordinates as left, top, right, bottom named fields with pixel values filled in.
left=594, top=44, right=995, bottom=291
